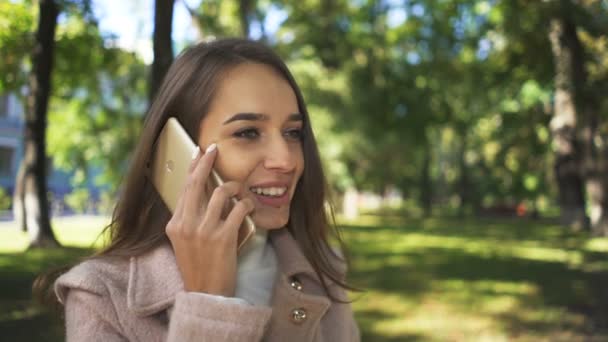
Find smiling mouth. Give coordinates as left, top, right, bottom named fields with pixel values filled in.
left=249, top=186, right=290, bottom=207
left=249, top=186, right=288, bottom=197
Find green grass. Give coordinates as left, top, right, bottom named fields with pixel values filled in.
left=1, top=215, right=608, bottom=341
left=0, top=216, right=108, bottom=341
left=343, top=215, right=608, bottom=341
left=0, top=215, right=109, bottom=252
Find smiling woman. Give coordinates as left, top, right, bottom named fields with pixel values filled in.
left=40, top=38, right=360, bottom=341
left=198, top=62, right=305, bottom=230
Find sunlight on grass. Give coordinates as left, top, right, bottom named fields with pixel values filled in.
left=584, top=237, right=608, bottom=252
left=0, top=229, right=29, bottom=253
left=353, top=288, right=508, bottom=341
left=1, top=214, right=607, bottom=341
left=342, top=215, right=608, bottom=341
left=383, top=297, right=499, bottom=341
left=351, top=274, right=587, bottom=341
left=348, top=229, right=585, bottom=266
left=53, top=216, right=109, bottom=248
left=0, top=216, right=109, bottom=252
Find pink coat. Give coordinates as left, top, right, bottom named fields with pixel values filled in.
left=55, top=228, right=360, bottom=341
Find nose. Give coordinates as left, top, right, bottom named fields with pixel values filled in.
left=263, top=134, right=297, bottom=172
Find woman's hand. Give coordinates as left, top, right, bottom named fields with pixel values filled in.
left=165, top=144, right=255, bottom=296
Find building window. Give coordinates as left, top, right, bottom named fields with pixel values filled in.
left=0, top=146, right=15, bottom=176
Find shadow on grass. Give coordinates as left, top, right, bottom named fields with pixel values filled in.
left=345, top=215, right=585, bottom=244
left=3, top=216, right=608, bottom=341
left=343, top=218, right=608, bottom=340
left=0, top=247, right=92, bottom=342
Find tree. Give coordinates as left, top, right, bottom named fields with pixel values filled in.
left=548, top=3, right=589, bottom=230
left=13, top=0, right=60, bottom=248
left=181, top=0, right=245, bottom=40
left=150, top=0, right=175, bottom=102
left=48, top=24, right=148, bottom=199
left=238, top=0, right=254, bottom=37
left=548, top=0, right=608, bottom=234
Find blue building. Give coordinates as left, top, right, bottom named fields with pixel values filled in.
left=0, top=93, right=25, bottom=193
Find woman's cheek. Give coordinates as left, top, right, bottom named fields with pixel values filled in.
left=215, top=145, right=258, bottom=181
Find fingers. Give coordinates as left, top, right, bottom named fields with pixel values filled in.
left=205, top=181, right=243, bottom=223
left=168, top=142, right=252, bottom=251
left=223, top=198, right=255, bottom=233
left=188, top=146, right=202, bottom=173
left=184, top=143, right=217, bottom=216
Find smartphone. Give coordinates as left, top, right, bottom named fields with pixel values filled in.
left=148, top=117, right=256, bottom=251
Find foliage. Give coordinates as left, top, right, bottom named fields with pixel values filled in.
left=0, top=187, right=11, bottom=211
left=46, top=9, right=147, bottom=195
left=184, top=0, right=243, bottom=39
left=1, top=0, right=607, bottom=218
left=265, top=0, right=608, bottom=217
left=64, top=187, right=90, bottom=213
left=0, top=1, right=34, bottom=93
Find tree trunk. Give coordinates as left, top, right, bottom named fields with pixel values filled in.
left=587, top=175, right=608, bottom=235
left=548, top=11, right=589, bottom=231
left=419, top=142, right=432, bottom=217
left=149, top=0, right=175, bottom=102
left=13, top=0, right=60, bottom=248
left=238, top=0, right=254, bottom=38
left=563, top=13, right=608, bottom=236
left=457, top=129, right=470, bottom=217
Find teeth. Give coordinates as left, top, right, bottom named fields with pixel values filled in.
left=251, top=187, right=287, bottom=197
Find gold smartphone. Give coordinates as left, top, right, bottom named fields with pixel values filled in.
left=149, top=117, right=256, bottom=251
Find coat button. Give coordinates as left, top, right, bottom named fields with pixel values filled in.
left=290, top=278, right=303, bottom=291
left=291, top=308, right=307, bottom=324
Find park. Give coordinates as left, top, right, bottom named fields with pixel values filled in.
left=1, top=0, right=608, bottom=341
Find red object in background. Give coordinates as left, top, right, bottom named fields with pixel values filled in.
left=516, top=203, right=527, bottom=217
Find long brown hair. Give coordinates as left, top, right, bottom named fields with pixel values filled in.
left=37, top=38, right=353, bottom=303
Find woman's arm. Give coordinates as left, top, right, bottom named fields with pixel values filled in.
left=63, top=288, right=272, bottom=342
left=167, top=292, right=271, bottom=341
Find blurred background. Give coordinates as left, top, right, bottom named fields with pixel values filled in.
left=1, top=0, right=608, bottom=340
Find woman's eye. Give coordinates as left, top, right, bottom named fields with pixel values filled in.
left=285, top=129, right=303, bottom=141
left=234, top=128, right=260, bottom=139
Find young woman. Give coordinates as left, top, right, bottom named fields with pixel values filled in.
left=53, top=38, right=360, bottom=341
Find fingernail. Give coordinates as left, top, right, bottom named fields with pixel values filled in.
left=205, top=143, right=217, bottom=154
left=191, top=146, right=200, bottom=160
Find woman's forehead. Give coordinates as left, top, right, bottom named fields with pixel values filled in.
left=204, top=63, right=300, bottom=125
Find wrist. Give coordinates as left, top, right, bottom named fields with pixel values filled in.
left=184, top=283, right=235, bottom=297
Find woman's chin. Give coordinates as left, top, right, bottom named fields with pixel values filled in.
left=252, top=213, right=288, bottom=231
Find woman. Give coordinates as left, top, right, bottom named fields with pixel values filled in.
left=53, top=38, right=360, bottom=341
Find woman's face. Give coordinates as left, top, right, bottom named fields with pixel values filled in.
left=197, top=63, right=305, bottom=230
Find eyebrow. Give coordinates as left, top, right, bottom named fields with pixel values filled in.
left=222, top=112, right=303, bottom=125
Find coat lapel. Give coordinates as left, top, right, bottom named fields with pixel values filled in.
left=266, top=229, right=331, bottom=341
left=127, top=243, right=183, bottom=316
left=269, top=229, right=318, bottom=280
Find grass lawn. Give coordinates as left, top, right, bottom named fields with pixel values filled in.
left=0, top=216, right=108, bottom=341
left=1, top=214, right=608, bottom=341
left=343, top=215, right=608, bottom=341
